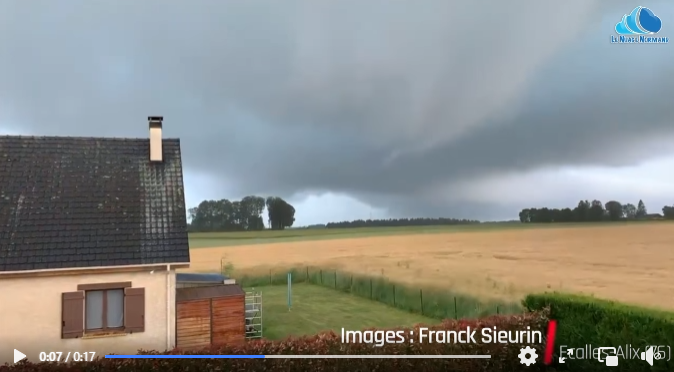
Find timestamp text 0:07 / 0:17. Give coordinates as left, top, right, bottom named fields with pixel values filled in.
left=39, top=352, right=96, bottom=362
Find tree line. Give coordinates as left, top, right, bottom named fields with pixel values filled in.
left=519, top=199, right=674, bottom=223
left=187, top=195, right=674, bottom=232
left=188, top=196, right=296, bottom=231
left=325, top=217, right=480, bottom=228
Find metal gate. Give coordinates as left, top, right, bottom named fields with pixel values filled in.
left=245, top=291, right=262, bottom=339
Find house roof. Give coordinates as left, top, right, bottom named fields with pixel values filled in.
left=0, top=135, right=191, bottom=272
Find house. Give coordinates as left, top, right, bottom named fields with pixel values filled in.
left=0, top=117, right=190, bottom=365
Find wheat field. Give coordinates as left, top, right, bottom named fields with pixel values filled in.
left=187, top=223, right=674, bottom=309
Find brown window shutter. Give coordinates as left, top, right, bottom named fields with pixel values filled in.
left=62, top=291, right=84, bottom=339
left=124, top=287, right=145, bottom=333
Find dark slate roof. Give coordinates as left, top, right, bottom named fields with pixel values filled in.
left=176, top=284, right=245, bottom=302
left=0, top=135, right=191, bottom=272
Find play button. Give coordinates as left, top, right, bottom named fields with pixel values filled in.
left=14, top=349, right=26, bottom=363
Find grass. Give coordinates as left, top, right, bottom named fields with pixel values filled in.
left=248, top=283, right=438, bottom=340
left=188, top=222, right=634, bottom=248
left=236, top=266, right=523, bottom=321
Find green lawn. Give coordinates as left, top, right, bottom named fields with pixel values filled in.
left=188, top=222, right=651, bottom=248
left=249, top=283, right=438, bottom=340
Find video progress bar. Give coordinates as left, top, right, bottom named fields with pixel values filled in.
left=105, top=355, right=491, bottom=359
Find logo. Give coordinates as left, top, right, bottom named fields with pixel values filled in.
left=611, top=6, right=668, bottom=44
left=518, top=346, right=538, bottom=366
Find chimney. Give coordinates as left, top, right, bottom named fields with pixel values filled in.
left=149, top=116, right=163, bottom=162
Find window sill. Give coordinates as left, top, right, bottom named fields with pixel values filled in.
left=82, top=331, right=128, bottom=339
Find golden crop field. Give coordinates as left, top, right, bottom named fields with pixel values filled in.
left=187, top=223, right=674, bottom=310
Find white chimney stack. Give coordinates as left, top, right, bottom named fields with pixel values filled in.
left=149, top=116, right=163, bottom=162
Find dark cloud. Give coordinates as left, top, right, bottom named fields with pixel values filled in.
left=1, top=0, right=673, bottom=219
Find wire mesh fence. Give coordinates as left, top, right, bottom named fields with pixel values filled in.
left=235, top=266, right=523, bottom=320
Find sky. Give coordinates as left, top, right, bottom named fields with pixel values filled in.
left=1, top=1, right=673, bottom=225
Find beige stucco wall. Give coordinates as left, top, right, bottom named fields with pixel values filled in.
left=0, top=268, right=176, bottom=365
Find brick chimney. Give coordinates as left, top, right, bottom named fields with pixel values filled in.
left=149, top=116, right=163, bottom=162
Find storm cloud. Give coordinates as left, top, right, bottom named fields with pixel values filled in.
left=1, top=0, right=673, bottom=222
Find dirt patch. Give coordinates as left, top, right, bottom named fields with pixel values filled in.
left=186, top=223, right=674, bottom=309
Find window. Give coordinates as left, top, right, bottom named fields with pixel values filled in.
left=85, top=289, right=124, bottom=331
left=62, top=281, right=145, bottom=338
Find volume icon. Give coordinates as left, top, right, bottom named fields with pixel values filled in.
left=640, top=346, right=654, bottom=366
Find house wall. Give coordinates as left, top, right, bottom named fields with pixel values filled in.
left=0, top=268, right=176, bottom=365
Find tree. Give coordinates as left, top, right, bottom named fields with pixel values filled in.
left=573, top=200, right=590, bottom=222
left=266, top=196, right=296, bottom=230
left=622, top=203, right=637, bottom=219
left=636, top=200, right=647, bottom=218
left=188, top=196, right=267, bottom=232
left=190, top=200, right=220, bottom=230
left=560, top=208, right=574, bottom=222
left=663, top=206, right=674, bottom=220
left=239, top=195, right=266, bottom=231
left=281, top=202, right=296, bottom=229
left=588, top=199, right=605, bottom=221
left=519, top=209, right=531, bottom=223
left=231, top=201, right=242, bottom=227
left=604, top=201, right=623, bottom=221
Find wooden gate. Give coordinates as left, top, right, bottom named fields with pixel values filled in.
left=176, top=285, right=245, bottom=349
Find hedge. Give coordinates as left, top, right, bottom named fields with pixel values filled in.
left=1, top=310, right=552, bottom=372
left=524, top=292, right=674, bottom=372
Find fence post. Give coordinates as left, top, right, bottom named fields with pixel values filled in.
left=350, top=275, right=353, bottom=289
left=370, top=278, right=373, bottom=299
left=393, top=284, right=396, bottom=306
left=420, top=289, right=424, bottom=315
left=334, top=271, right=337, bottom=289
left=320, top=270, right=323, bottom=285
left=496, top=305, right=499, bottom=315
left=454, top=297, right=458, bottom=319
left=269, top=269, right=272, bottom=284
left=287, top=272, right=292, bottom=311
left=306, top=266, right=309, bottom=281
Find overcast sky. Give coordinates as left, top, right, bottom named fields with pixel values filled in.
left=1, top=1, right=673, bottom=225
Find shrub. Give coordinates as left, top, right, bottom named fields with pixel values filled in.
left=524, top=292, right=674, bottom=372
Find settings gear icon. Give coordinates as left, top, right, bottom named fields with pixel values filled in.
left=518, top=346, right=538, bottom=366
